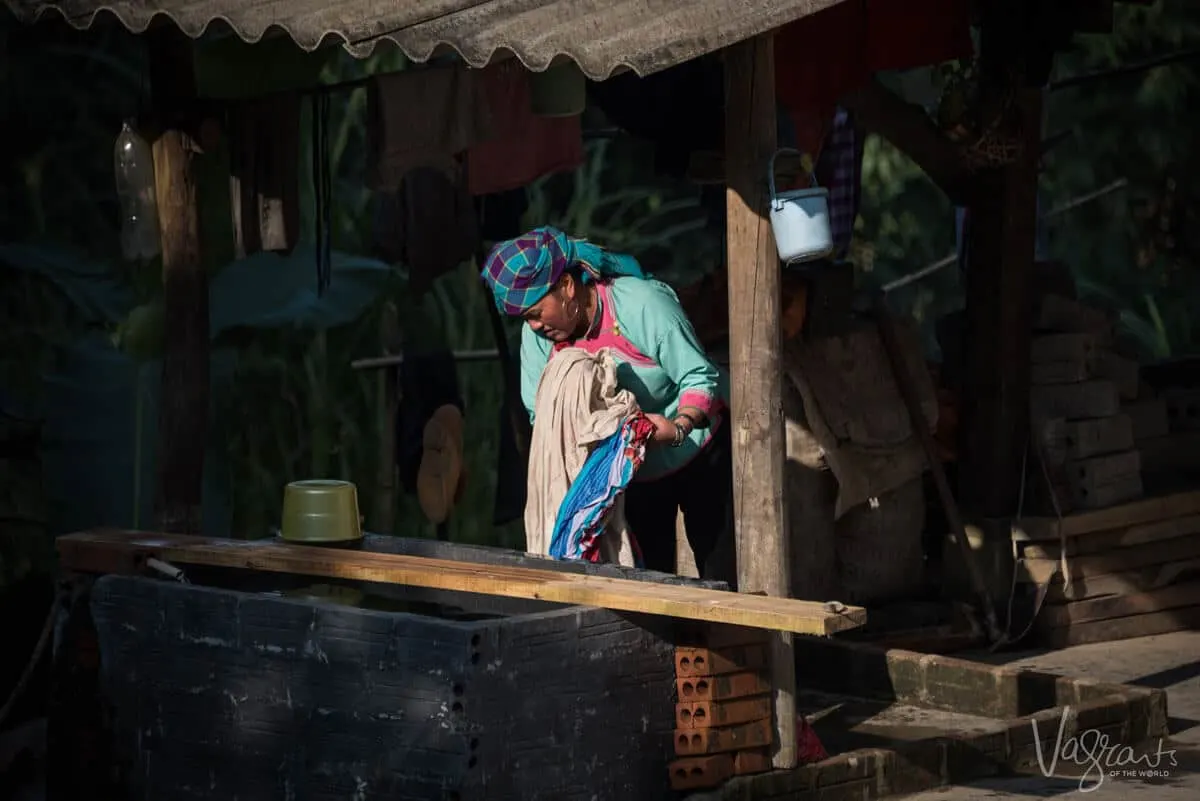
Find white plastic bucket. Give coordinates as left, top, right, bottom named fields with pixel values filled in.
left=768, top=148, right=834, bottom=265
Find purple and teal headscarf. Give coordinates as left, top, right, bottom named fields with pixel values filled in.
left=480, top=226, right=645, bottom=316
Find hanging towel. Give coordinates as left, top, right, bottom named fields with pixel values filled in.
left=371, top=164, right=479, bottom=296
left=525, top=348, right=648, bottom=566
left=367, top=64, right=491, bottom=191
left=227, top=92, right=302, bottom=256
left=467, top=60, right=583, bottom=197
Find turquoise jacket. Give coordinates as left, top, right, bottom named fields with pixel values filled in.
left=519, top=276, right=730, bottom=481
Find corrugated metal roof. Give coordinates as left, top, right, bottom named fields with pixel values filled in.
left=5, top=0, right=845, bottom=80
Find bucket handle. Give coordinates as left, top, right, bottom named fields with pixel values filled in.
left=768, top=147, right=820, bottom=210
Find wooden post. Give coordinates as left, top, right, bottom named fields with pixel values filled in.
left=148, top=31, right=208, bottom=534
left=958, top=4, right=1047, bottom=518
left=724, top=35, right=796, bottom=769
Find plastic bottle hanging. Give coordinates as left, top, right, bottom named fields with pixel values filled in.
left=114, top=121, right=162, bottom=262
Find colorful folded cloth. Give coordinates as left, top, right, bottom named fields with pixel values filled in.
left=548, top=415, right=656, bottom=565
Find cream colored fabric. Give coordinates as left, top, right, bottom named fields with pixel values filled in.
left=524, top=347, right=640, bottom=566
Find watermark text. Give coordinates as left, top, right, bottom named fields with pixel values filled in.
left=1031, top=706, right=1178, bottom=792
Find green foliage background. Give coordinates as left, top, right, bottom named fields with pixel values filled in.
left=2, top=3, right=1200, bottom=590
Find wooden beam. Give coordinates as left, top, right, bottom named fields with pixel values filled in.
left=55, top=530, right=868, bottom=636
left=957, top=87, right=1042, bottom=518
left=840, top=78, right=973, bottom=206
left=148, top=30, right=208, bottom=534
left=723, top=35, right=796, bottom=770
left=1050, top=46, right=1200, bottom=92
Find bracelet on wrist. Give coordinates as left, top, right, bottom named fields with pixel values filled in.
left=671, top=421, right=688, bottom=447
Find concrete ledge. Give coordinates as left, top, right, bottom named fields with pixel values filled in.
left=692, top=638, right=1169, bottom=800
left=793, top=637, right=1168, bottom=726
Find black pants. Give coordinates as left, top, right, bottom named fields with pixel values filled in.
left=624, top=422, right=734, bottom=579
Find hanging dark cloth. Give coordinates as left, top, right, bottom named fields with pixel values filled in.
left=586, top=56, right=724, bottom=180
left=227, top=92, right=302, bottom=257
left=365, top=63, right=490, bottom=191
left=311, top=93, right=333, bottom=293
left=395, top=350, right=464, bottom=495
left=466, top=61, right=584, bottom=196
left=371, top=164, right=479, bottom=297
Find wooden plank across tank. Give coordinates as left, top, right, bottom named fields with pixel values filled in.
left=57, top=530, right=867, bottom=635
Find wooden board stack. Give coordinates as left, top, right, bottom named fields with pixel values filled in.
left=1029, top=294, right=1147, bottom=513
left=1138, top=385, right=1200, bottom=491
left=668, top=626, right=775, bottom=791
left=1018, top=490, right=1200, bottom=647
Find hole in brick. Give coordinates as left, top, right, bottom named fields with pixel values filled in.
left=680, top=709, right=692, bottom=723
left=471, top=652, right=481, bottom=665
left=694, top=655, right=706, bottom=669
left=696, top=680, right=708, bottom=694
left=679, top=656, right=691, bottom=669
left=681, top=681, right=695, bottom=697
left=694, top=708, right=706, bottom=722
left=677, top=734, right=690, bottom=749
left=673, top=768, right=687, bottom=779
left=468, top=756, right=478, bottom=768
left=453, top=684, right=464, bottom=697
left=690, top=734, right=702, bottom=748
left=470, top=738, right=479, bottom=751
left=452, top=702, right=464, bottom=714
left=690, top=767, right=703, bottom=777
left=470, top=634, right=481, bottom=647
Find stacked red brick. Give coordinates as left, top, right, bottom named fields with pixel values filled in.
left=668, top=628, right=775, bottom=791
left=1029, top=294, right=1149, bottom=513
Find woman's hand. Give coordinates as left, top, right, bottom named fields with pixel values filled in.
left=644, top=413, right=682, bottom=445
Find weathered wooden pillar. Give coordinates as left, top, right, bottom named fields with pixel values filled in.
left=148, top=31, right=209, bottom=534
left=958, top=2, right=1048, bottom=518
left=724, top=34, right=796, bottom=769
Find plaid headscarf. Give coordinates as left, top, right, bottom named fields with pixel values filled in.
left=481, top=226, right=644, bottom=316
